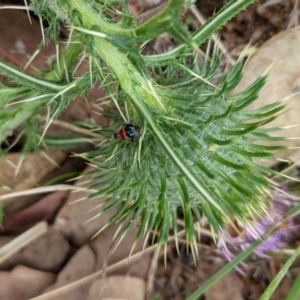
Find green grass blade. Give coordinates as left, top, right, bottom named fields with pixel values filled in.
left=186, top=240, right=262, bottom=300
left=259, top=246, right=300, bottom=300
left=285, top=265, right=300, bottom=300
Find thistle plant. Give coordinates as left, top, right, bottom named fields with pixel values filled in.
left=0, top=0, right=291, bottom=256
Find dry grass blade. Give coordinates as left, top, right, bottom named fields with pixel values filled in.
left=29, top=245, right=158, bottom=300
left=36, top=117, right=105, bottom=139
left=0, top=221, right=47, bottom=264
left=145, top=246, right=161, bottom=300
left=0, top=184, right=79, bottom=203
left=29, top=229, right=187, bottom=300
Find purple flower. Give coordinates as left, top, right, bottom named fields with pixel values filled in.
left=218, top=187, right=297, bottom=274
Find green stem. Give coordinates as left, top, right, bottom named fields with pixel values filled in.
left=53, top=0, right=185, bottom=41
left=143, top=0, right=256, bottom=65
left=0, top=94, right=49, bottom=142
left=0, top=60, right=62, bottom=92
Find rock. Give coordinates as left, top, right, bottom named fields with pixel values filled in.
left=87, top=275, right=145, bottom=300
left=0, top=9, right=56, bottom=71
left=54, top=165, right=118, bottom=247
left=1, top=191, right=68, bottom=233
left=89, top=223, right=151, bottom=279
left=0, top=227, right=70, bottom=272
left=43, top=245, right=96, bottom=300
left=0, top=150, right=68, bottom=214
left=0, top=265, right=55, bottom=300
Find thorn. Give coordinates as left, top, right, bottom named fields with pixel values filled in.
left=40, top=151, right=60, bottom=168
left=39, top=17, right=45, bottom=45
left=39, top=114, right=52, bottom=146
left=24, top=0, right=32, bottom=25
left=56, top=44, right=60, bottom=73
left=24, top=48, right=40, bottom=70
left=14, top=154, right=25, bottom=178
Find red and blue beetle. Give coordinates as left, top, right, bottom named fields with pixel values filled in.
left=114, top=124, right=140, bottom=142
